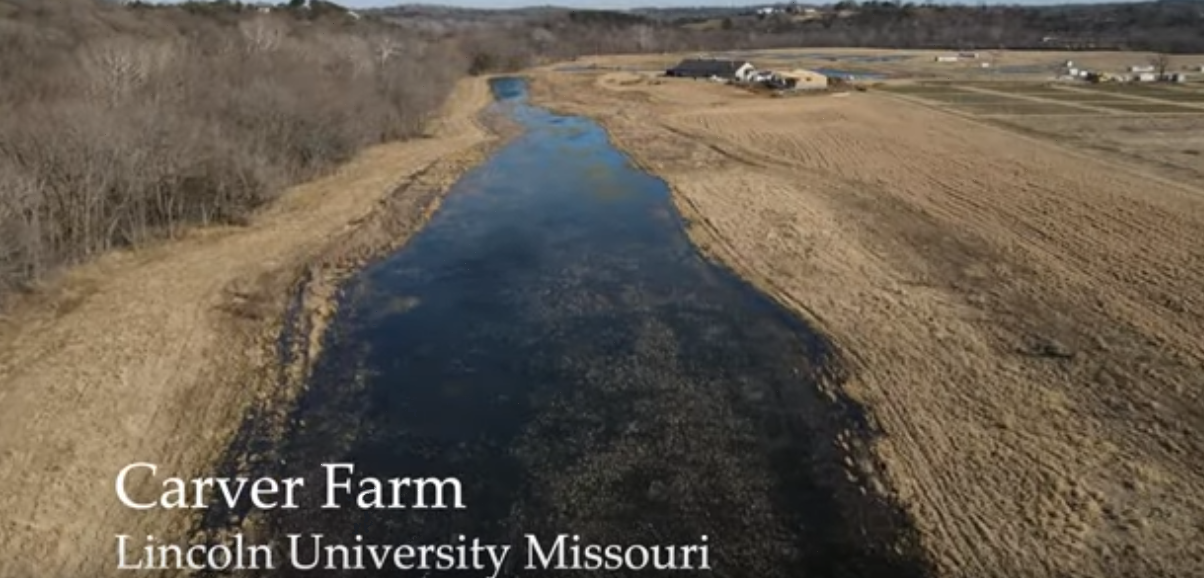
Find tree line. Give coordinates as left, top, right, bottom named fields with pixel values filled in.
left=1, top=0, right=1200, bottom=297
left=382, top=0, right=1204, bottom=56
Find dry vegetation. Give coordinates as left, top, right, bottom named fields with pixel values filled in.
left=4, top=0, right=1204, bottom=573
left=3, top=0, right=1200, bottom=299
left=385, top=0, right=1204, bottom=54
left=0, top=64, right=499, bottom=578
left=0, top=2, right=505, bottom=575
left=531, top=52, right=1204, bottom=577
left=877, top=78, right=1204, bottom=182
left=0, top=0, right=466, bottom=295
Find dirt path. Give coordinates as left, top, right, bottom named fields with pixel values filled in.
left=957, top=85, right=1121, bottom=114
left=531, top=70, right=1204, bottom=578
left=0, top=77, right=497, bottom=578
left=1054, top=84, right=1204, bottom=110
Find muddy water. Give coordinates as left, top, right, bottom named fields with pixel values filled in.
left=205, top=78, right=930, bottom=577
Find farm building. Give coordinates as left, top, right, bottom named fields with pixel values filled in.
left=779, top=69, right=829, bottom=90
left=665, top=59, right=755, bottom=81
left=934, top=55, right=958, bottom=63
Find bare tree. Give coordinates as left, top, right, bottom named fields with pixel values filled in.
left=239, top=16, right=287, bottom=53
left=78, top=38, right=173, bottom=106
left=1149, top=53, right=1170, bottom=77
left=0, top=2, right=470, bottom=294
left=372, top=35, right=402, bottom=67
left=632, top=25, right=657, bottom=53
left=530, top=27, right=556, bottom=53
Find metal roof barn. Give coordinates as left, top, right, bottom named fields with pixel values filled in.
left=665, top=59, right=754, bottom=80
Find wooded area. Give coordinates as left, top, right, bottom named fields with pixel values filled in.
left=382, top=0, right=1204, bottom=56
left=1, top=0, right=1200, bottom=295
left=0, top=0, right=464, bottom=294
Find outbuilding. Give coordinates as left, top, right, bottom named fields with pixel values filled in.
left=665, top=59, right=755, bottom=81
left=779, top=69, right=829, bottom=90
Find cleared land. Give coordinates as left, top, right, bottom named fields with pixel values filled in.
left=532, top=49, right=1204, bottom=578
left=0, top=77, right=498, bottom=578
left=877, top=79, right=1204, bottom=182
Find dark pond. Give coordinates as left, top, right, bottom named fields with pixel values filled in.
left=201, top=77, right=930, bottom=578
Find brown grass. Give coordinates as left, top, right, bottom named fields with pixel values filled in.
left=531, top=57, right=1204, bottom=578
left=904, top=92, right=1021, bottom=104
left=0, top=75, right=499, bottom=578
left=1129, top=90, right=1204, bottom=102
left=950, top=102, right=1098, bottom=115
left=1089, top=102, right=1204, bottom=113
left=1022, top=91, right=1139, bottom=103
left=992, top=114, right=1204, bottom=182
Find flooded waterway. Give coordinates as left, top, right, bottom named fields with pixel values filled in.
left=202, top=77, right=931, bottom=578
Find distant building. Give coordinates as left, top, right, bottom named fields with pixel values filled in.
left=934, top=56, right=958, bottom=63
left=779, top=69, right=829, bottom=90
left=665, top=59, right=755, bottom=81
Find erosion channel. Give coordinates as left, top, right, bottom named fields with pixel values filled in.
left=201, top=77, right=931, bottom=578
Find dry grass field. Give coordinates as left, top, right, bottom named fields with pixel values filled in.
left=0, top=78, right=499, bottom=578
left=878, top=80, right=1204, bottom=182
left=531, top=48, right=1204, bottom=578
